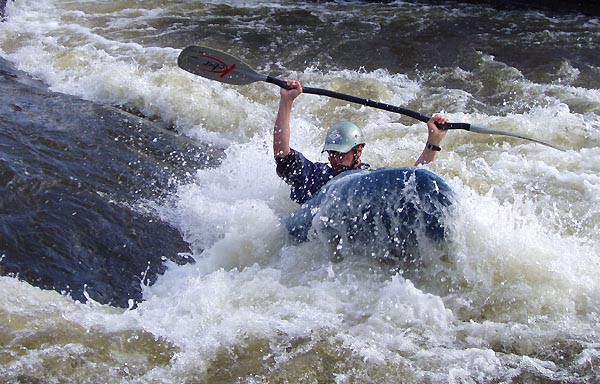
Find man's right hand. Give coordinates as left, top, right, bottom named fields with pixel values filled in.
left=274, top=80, right=302, bottom=158
left=280, top=79, right=303, bottom=102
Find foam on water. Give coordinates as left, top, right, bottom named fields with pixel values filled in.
left=119, top=123, right=598, bottom=380
left=0, top=0, right=279, bottom=148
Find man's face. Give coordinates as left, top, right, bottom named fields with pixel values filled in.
left=327, top=149, right=356, bottom=170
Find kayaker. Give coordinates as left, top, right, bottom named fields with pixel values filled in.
left=273, top=79, right=449, bottom=204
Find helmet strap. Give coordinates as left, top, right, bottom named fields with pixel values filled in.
left=351, top=147, right=360, bottom=169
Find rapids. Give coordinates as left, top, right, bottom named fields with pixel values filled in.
left=0, top=0, right=598, bottom=382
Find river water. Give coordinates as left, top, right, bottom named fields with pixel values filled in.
left=1, top=1, right=599, bottom=382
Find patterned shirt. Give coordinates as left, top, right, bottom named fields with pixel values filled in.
left=275, top=148, right=369, bottom=204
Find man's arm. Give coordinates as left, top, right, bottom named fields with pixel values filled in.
left=414, top=114, right=449, bottom=166
left=273, top=80, right=303, bottom=158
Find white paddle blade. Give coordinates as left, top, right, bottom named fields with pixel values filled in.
left=470, top=125, right=565, bottom=151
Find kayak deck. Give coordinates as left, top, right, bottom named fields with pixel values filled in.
left=286, top=167, right=455, bottom=261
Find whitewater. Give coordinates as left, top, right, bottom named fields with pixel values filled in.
left=0, top=0, right=599, bottom=382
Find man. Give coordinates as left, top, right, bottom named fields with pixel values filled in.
left=273, top=79, right=449, bottom=205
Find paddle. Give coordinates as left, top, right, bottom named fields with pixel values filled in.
left=177, top=45, right=564, bottom=151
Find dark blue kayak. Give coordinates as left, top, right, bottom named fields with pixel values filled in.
left=286, top=167, right=455, bottom=261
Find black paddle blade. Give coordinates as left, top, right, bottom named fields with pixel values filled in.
left=177, top=46, right=265, bottom=85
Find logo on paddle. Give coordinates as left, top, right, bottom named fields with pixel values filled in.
left=191, top=53, right=237, bottom=78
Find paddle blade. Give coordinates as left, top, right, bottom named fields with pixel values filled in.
left=469, top=125, right=565, bottom=151
left=177, top=46, right=265, bottom=85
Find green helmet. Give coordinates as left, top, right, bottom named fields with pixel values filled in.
left=321, top=121, right=365, bottom=153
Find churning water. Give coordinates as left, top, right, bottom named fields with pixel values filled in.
left=0, top=0, right=599, bottom=382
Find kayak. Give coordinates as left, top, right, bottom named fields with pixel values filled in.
left=285, top=167, right=455, bottom=261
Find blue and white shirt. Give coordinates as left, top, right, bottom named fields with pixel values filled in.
left=275, top=148, right=369, bottom=204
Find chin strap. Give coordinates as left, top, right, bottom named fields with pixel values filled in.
left=351, top=149, right=360, bottom=169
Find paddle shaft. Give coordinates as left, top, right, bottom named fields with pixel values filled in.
left=269, top=74, right=564, bottom=149
left=177, top=46, right=563, bottom=150
left=266, top=75, right=472, bottom=130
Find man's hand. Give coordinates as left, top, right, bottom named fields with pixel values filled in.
left=414, top=114, right=450, bottom=166
left=273, top=80, right=303, bottom=159
left=280, top=79, right=303, bottom=103
left=426, top=114, right=449, bottom=147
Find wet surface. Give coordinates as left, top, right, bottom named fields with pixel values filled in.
left=0, top=58, right=224, bottom=307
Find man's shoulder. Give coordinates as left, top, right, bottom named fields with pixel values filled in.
left=276, top=148, right=329, bottom=168
left=275, top=148, right=332, bottom=179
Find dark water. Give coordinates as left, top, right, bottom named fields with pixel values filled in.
left=0, top=57, right=223, bottom=307
left=155, top=2, right=599, bottom=82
